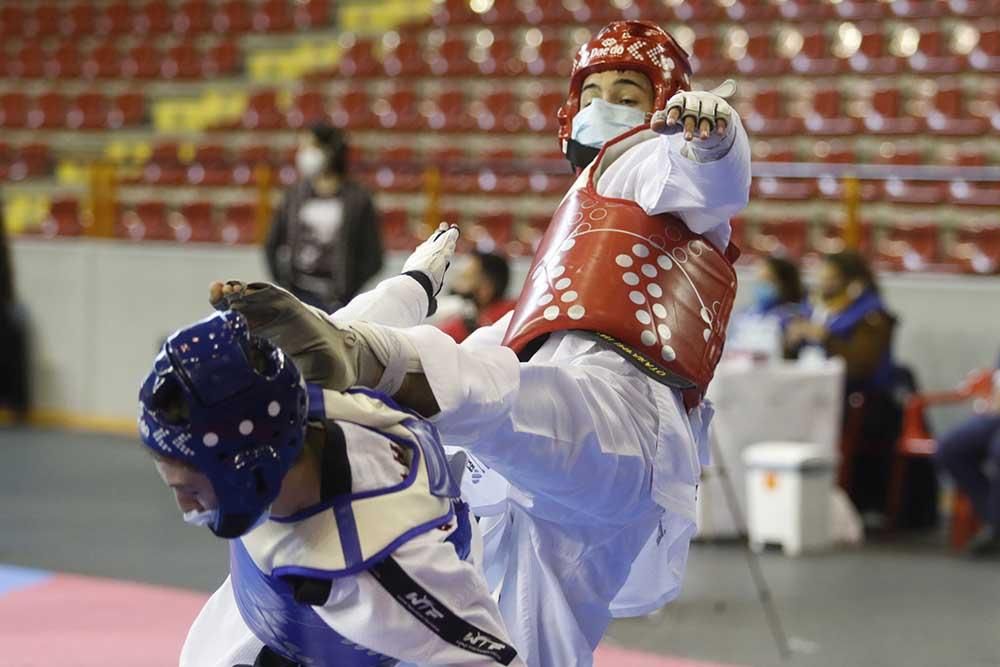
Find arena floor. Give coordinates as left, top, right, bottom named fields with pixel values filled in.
left=2, top=427, right=997, bottom=667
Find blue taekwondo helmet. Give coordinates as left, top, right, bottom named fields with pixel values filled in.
left=138, top=310, right=308, bottom=539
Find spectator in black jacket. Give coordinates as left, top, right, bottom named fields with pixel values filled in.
left=266, top=124, right=383, bottom=311
left=0, top=202, right=29, bottom=420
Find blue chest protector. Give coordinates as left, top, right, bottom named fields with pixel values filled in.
left=230, top=538, right=398, bottom=667
left=228, top=388, right=470, bottom=666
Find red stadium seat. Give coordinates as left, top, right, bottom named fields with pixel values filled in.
left=204, top=41, right=241, bottom=76
left=134, top=0, right=173, bottom=34
left=177, top=202, right=219, bottom=243
left=881, top=178, right=949, bottom=205
left=375, top=88, right=423, bottom=131
left=123, top=45, right=163, bottom=79
left=220, top=203, right=258, bottom=245
left=109, top=92, right=146, bottom=128
left=431, top=0, right=477, bottom=26
left=29, top=92, right=68, bottom=130
left=948, top=225, right=1000, bottom=274
left=162, top=44, right=203, bottom=79
left=926, top=86, right=988, bottom=135
left=254, top=0, right=294, bottom=33
left=752, top=219, right=810, bottom=259
left=429, top=35, right=476, bottom=76
left=788, top=31, right=844, bottom=75
left=815, top=220, right=873, bottom=254
left=372, top=146, right=423, bottom=193
left=84, top=43, right=122, bottom=79
left=15, top=144, right=52, bottom=179
left=947, top=180, right=1000, bottom=207
left=479, top=35, right=522, bottom=77
left=479, top=1, right=525, bottom=25
left=468, top=213, right=515, bottom=252
left=865, top=87, right=921, bottom=134
left=213, top=1, right=252, bottom=34
left=876, top=222, right=940, bottom=271
left=803, top=87, right=860, bottom=134
left=471, top=91, right=522, bottom=133
left=174, top=0, right=212, bottom=34
left=143, top=143, right=186, bottom=185
left=421, top=89, right=469, bottom=131
left=330, top=90, right=374, bottom=129
left=0, top=6, right=25, bottom=39
left=118, top=202, right=172, bottom=241
left=691, top=34, right=726, bottom=76
left=849, top=27, right=901, bottom=74
left=527, top=34, right=572, bottom=77
left=380, top=209, right=422, bottom=251
left=186, top=145, right=232, bottom=186
left=736, top=32, right=787, bottom=76
left=66, top=93, right=109, bottom=130
left=51, top=44, right=83, bottom=79
left=39, top=198, right=83, bottom=237
left=752, top=176, right=819, bottom=201
left=532, top=0, right=573, bottom=25
left=232, top=145, right=274, bottom=185
left=294, top=0, right=333, bottom=29
left=909, top=29, right=963, bottom=74
left=337, top=40, right=379, bottom=78
left=522, top=89, right=564, bottom=133
left=241, top=91, right=285, bottom=130
left=98, top=2, right=134, bottom=36
left=287, top=90, right=329, bottom=129
left=744, top=88, right=804, bottom=136
left=32, top=4, right=61, bottom=36
left=0, top=93, right=28, bottom=129
left=10, top=45, right=46, bottom=79
left=381, top=40, right=428, bottom=77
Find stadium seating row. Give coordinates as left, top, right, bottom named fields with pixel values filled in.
left=2, top=41, right=241, bottom=81
left=0, top=0, right=332, bottom=39
left=26, top=195, right=1000, bottom=274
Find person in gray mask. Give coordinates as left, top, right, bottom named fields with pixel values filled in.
left=266, top=123, right=384, bottom=311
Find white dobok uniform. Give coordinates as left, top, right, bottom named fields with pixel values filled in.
left=347, top=118, right=752, bottom=666
left=180, top=279, right=523, bottom=667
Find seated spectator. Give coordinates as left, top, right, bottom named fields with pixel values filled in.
left=785, top=251, right=901, bottom=516
left=0, top=203, right=29, bottom=421
left=728, top=255, right=809, bottom=358
left=935, top=356, right=1000, bottom=557
left=266, top=124, right=383, bottom=312
left=437, top=251, right=517, bottom=343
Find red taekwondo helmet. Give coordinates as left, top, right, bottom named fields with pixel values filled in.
left=557, top=20, right=693, bottom=154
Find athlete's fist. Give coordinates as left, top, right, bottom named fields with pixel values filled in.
left=401, top=222, right=461, bottom=297
left=651, top=79, right=737, bottom=142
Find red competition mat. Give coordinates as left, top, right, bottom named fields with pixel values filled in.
left=0, top=564, right=741, bottom=667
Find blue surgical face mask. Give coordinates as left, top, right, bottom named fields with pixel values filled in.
left=570, top=98, right=648, bottom=149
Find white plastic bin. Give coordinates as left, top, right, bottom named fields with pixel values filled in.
left=743, top=441, right=837, bottom=556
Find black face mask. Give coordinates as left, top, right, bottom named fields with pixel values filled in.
left=564, top=138, right=601, bottom=171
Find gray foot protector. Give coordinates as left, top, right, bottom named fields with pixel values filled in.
left=216, top=282, right=380, bottom=390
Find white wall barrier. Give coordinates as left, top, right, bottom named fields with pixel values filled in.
left=11, top=237, right=1000, bottom=430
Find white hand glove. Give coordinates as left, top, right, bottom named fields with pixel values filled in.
left=651, top=79, right=739, bottom=162
left=402, top=223, right=461, bottom=296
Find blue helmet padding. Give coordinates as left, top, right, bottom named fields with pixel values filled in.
left=138, top=310, right=308, bottom=539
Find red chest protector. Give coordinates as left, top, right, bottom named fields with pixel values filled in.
left=502, top=129, right=740, bottom=408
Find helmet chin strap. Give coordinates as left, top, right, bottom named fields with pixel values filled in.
left=564, top=138, right=601, bottom=171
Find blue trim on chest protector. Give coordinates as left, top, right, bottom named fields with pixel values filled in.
left=230, top=539, right=397, bottom=666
